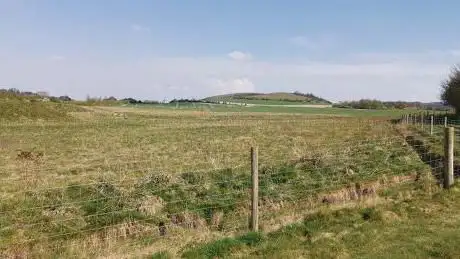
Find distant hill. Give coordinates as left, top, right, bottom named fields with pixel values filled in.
left=0, top=89, right=84, bottom=120
left=203, top=91, right=331, bottom=105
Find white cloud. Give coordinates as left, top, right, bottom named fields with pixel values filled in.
left=227, top=51, right=253, bottom=61
left=0, top=50, right=456, bottom=102
left=130, top=24, right=150, bottom=32
left=208, top=77, right=256, bottom=95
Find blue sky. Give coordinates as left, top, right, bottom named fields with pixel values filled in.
left=1, top=0, right=460, bottom=102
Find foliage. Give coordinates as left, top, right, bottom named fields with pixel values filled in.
left=292, top=91, right=332, bottom=104
left=333, top=99, right=387, bottom=109
left=122, top=98, right=160, bottom=104
left=169, top=98, right=201, bottom=103
left=441, top=65, right=460, bottom=114
left=334, top=99, right=450, bottom=111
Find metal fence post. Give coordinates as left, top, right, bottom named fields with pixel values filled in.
left=444, top=127, right=454, bottom=189
left=251, top=146, right=259, bottom=231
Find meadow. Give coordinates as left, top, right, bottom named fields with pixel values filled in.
left=0, top=103, right=441, bottom=258
left=129, top=102, right=418, bottom=118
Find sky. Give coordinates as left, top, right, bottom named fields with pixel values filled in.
left=1, top=0, right=460, bottom=102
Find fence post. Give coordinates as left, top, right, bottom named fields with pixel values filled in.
left=421, top=114, right=424, bottom=130
left=251, top=146, right=259, bottom=231
left=430, top=115, right=434, bottom=135
left=445, top=116, right=448, bottom=127
left=444, top=127, right=454, bottom=189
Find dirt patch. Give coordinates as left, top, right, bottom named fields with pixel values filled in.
left=170, top=211, right=207, bottom=230
left=321, top=174, right=417, bottom=204
left=16, top=150, right=44, bottom=161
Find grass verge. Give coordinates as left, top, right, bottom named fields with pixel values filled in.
left=181, top=182, right=460, bottom=258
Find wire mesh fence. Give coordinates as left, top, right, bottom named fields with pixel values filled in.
left=0, top=112, right=455, bottom=258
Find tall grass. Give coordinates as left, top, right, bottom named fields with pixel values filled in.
left=0, top=106, right=432, bottom=258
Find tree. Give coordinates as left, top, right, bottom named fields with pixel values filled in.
left=59, top=95, right=72, bottom=101
left=440, top=65, right=460, bottom=113
left=104, top=96, right=117, bottom=101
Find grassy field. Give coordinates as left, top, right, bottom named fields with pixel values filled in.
left=0, top=103, right=441, bottom=258
left=0, top=94, right=85, bottom=121
left=207, top=98, right=329, bottom=106
left=129, top=102, right=420, bottom=118
left=203, top=92, right=331, bottom=105
left=179, top=182, right=460, bottom=259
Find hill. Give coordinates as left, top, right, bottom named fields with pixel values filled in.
left=203, top=91, right=331, bottom=105
left=0, top=90, right=84, bottom=120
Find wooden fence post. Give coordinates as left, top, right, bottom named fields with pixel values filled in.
left=444, top=127, right=454, bottom=189
left=251, top=146, right=259, bottom=231
left=430, top=115, right=434, bottom=135
left=421, top=114, right=424, bottom=130
left=445, top=116, right=448, bottom=128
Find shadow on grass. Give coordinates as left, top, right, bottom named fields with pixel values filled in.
left=405, top=136, right=460, bottom=183
left=405, top=136, right=443, bottom=184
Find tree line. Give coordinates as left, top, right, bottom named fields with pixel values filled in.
left=333, top=99, right=450, bottom=111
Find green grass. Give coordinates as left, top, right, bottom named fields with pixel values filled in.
left=181, top=183, right=460, bottom=258
left=182, top=232, right=264, bottom=258
left=211, top=98, right=329, bottom=105
left=0, top=97, right=85, bottom=121
left=203, top=92, right=331, bottom=104
left=0, top=106, right=433, bottom=258
left=129, top=102, right=419, bottom=118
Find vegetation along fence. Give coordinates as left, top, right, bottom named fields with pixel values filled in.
left=0, top=114, right=457, bottom=258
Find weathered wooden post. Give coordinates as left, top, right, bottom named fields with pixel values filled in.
left=421, top=113, right=424, bottom=130
left=445, top=116, right=448, bottom=127
left=430, top=115, right=434, bottom=135
left=444, top=127, right=454, bottom=189
left=251, top=146, right=259, bottom=231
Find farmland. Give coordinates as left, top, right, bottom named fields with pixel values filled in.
left=202, top=92, right=332, bottom=105
left=0, top=102, right=447, bottom=258
left=129, top=102, right=417, bottom=118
